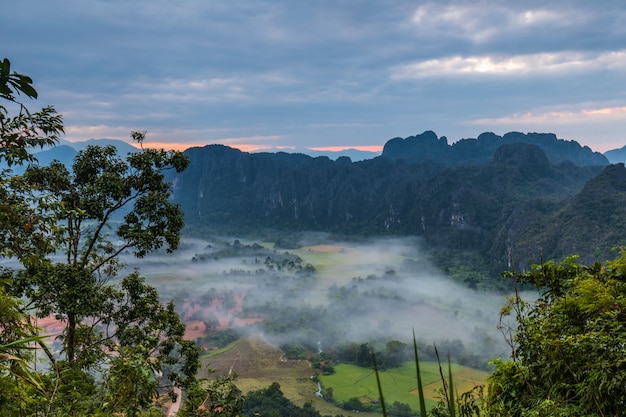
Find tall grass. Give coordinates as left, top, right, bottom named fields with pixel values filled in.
left=412, top=330, right=427, bottom=417
left=371, top=330, right=459, bottom=417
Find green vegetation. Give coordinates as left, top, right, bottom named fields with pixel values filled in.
left=487, top=251, right=626, bottom=416
left=0, top=59, right=206, bottom=417
left=242, top=382, right=336, bottom=417
left=319, top=361, right=487, bottom=412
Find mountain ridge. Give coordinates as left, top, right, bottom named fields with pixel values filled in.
left=382, top=130, right=609, bottom=166
left=167, top=132, right=617, bottom=279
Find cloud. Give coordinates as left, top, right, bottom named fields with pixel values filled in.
left=391, top=50, right=626, bottom=78
left=3, top=1, right=626, bottom=152
left=472, top=105, right=626, bottom=126
left=408, top=2, right=593, bottom=47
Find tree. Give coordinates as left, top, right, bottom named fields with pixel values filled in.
left=342, top=396, right=365, bottom=412
left=487, top=252, right=626, bottom=416
left=388, top=401, right=417, bottom=417
left=5, top=134, right=197, bottom=414
left=179, top=368, right=243, bottom=417
left=1, top=58, right=64, bottom=262
left=0, top=58, right=207, bottom=416
left=0, top=58, right=64, bottom=415
left=242, top=382, right=322, bottom=417
left=384, top=340, right=409, bottom=368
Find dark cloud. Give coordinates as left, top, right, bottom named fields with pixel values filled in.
left=3, top=0, right=626, bottom=151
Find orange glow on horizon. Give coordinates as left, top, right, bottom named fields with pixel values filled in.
left=140, top=142, right=384, bottom=153
left=141, top=142, right=275, bottom=152
left=140, top=142, right=203, bottom=152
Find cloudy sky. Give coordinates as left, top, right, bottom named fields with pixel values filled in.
left=3, top=1, right=626, bottom=153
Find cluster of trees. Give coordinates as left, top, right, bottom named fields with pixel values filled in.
left=192, top=239, right=316, bottom=277
left=0, top=59, right=210, bottom=416
left=242, top=382, right=336, bottom=417
left=331, top=341, right=410, bottom=370
left=486, top=253, right=626, bottom=416
left=335, top=396, right=414, bottom=417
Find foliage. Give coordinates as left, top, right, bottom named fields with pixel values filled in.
left=1, top=59, right=64, bottom=263
left=242, top=382, right=328, bottom=417
left=0, top=279, right=46, bottom=417
left=0, top=277, right=42, bottom=384
left=0, top=58, right=64, bottom=415
left=487, top=251, right=626, bottom=416
left=4, top=139, right=197, bottom=415
left=179, top=368, right=243, bottom=417
left=0, top=60, right=205, bottom=416
left=0, top=58, right=37, bottom=102
left=200, top=328, right=241, bottom=349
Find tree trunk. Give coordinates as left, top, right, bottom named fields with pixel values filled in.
left=67, top=312, right=76, bottom=364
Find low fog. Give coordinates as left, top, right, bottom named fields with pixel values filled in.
left=121, top=234, right=513, bottom=366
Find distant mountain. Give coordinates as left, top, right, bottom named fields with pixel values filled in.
left=1, top=145, right=78, bottom=174
left=33, top=145, right=78, bottom=168
left=1, top=138, right=140, bottom=173
left=383, top=131, right=608, bottom=166
left=56, top=138, right=139, bottom=155
left=40, top=138, right=136, bottom=165
left=168, top=132, right=618, bottom=277
left=251, top=147, right=379, bottom=162
left=604, top=145, right=626, bottom=164
left=4, top=130, right=622, bottom=277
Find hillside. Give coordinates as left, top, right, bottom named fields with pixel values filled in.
left=513, top=162, right=626, bottom=264
left=167, top=132, right=617, bottom=278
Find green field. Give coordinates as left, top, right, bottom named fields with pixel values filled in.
left=202, top=336, right=488, bottom=415
left=319, top=361, right=488, bottom=410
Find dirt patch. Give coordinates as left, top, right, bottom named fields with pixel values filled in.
left=184, top=321, right=206, bottom=340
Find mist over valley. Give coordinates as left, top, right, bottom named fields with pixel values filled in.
left=124, top=234, right=511, bottom=372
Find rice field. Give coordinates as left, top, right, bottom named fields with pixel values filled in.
left=319, top=362, right=488, bottom=410
left=203, top=336, right=488, bottom=415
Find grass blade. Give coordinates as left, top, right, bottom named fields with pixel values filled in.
left=371, top=347, right=387, bottom=417
left=448, top=354, right=456, bottom=417
left=412, top=329, right=428, bottom=417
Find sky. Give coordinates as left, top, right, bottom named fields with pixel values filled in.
left=3, top=0, right=626, bottom=153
